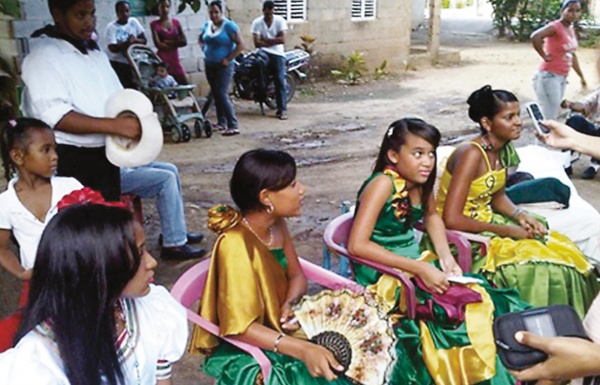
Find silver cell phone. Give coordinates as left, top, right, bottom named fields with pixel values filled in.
left=525, top=102, right=550, bottom=135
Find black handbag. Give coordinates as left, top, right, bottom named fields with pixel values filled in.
left=494, top=305, right=589, bottom=371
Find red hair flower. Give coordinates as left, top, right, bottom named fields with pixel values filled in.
left=57, top=187, right=127, bottom=211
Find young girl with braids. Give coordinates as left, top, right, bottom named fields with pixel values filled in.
left=349, top=118, right=528, bottom=385
left=436, top=85, right=598, bottom=316
left=0, top=118, right=82, bottom=352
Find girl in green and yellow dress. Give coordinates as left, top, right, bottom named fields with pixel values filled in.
left=435, top=85, right=598, bottom=317
left=349, top=118, right=528, bottom=385
left=189, top=149, right=350, bottom=385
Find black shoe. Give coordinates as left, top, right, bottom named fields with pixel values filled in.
left=160, top=244, right=207, bottom=261
left=582, top=166, right=598, bottom=180
left=186, top=232, right=204, bottom=244
left=158, top=232, right=204, bottom=246
left=564, top=166, right=573, bottom=177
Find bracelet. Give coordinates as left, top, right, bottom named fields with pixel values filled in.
left=510, top=207, right=525, bottom=220
left=273, top=333, right=285, bottom=353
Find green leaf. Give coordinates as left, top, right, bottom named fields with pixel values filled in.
left=177, top=1, right=186, bottom=13
left=191, top=0, right=201, bottom=13
left=0, top=0, right=21, bottom=18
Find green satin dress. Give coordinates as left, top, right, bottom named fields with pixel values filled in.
left=191, top=204, right=352, bottom=385
left=355, top=169, right=528, bottom=385
left=435, top=142, right=599, bottom=318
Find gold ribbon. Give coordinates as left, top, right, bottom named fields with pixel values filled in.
left=420, top=284, right=497, bottom=385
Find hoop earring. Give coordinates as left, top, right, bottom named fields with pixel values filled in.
left=266, top=204, right=274, bottom=214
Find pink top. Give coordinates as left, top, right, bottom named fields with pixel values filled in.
left=150, top=18, right=186, bottom=77
left=539, top=20, right=578, bottom=76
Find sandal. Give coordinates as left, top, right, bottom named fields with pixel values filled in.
left=214, top=123, right=226, bottom=131
left=222, top=128, right=240, bottom=136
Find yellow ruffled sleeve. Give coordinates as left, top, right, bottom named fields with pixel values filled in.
left=189, top=206, right=288, bottom=354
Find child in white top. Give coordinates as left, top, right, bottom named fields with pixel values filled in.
left=0, top=118, right=82, bottom=351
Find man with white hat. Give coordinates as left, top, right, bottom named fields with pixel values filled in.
left=21, top=0, right=140, bottom=201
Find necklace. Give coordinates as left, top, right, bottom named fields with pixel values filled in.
left=480, top=136, right=495, bottom=151
left=242, top=217, right=273, bottom=247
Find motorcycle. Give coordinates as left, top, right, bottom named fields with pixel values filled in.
left=201, top=49, right=310, bottom=117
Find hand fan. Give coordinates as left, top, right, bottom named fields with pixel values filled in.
left=292, top=288, right=397, bottom=385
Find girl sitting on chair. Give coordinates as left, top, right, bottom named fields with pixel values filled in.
left=349, top=118, right=528, bottom=385
left=189, top=149, right=350, bottom=384
left=435, top=85, right=598, bottom=317
left=0, top=195, right=188, bottom=384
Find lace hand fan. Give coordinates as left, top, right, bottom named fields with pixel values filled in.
left=292, top=288, right=397, bottom=385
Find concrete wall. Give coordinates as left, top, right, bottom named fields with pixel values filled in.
left=0, top=15, right=18, bottom=68
left=226, top=0, right=412, bottom=72
left=10, top=0, right=211, bottom=91
left=10, top=0, right=209, bottom=65
left=10, top=0, right=412, bottom=85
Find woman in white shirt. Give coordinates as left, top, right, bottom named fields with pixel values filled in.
left=0, top=200, right=188, bottom=385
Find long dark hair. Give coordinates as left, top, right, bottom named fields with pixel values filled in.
left=0, top=117, right=52, bottom=181
left=230, top=148, right=296, bottom=213
left=467, top=85, right=518, bottom=133
left=16, top=204, right=140, bottom=385
left=374, top=118, right=441, bottom=211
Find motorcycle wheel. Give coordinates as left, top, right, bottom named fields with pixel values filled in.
left=265, top=73, right=296, bottom=110
left=285, top=73, right=296, bottom=103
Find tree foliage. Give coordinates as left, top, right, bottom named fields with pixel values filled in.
left=0, top=0, right=21, bottom=18
left=145, top=0, right=208, bottom=15
left=489, top=0, right=563, bottom=41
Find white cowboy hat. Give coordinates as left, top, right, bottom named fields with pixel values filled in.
left=105, top=89, right=163, bottom=168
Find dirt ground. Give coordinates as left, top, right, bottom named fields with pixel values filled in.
left=2, top=6, right=600, bottom=384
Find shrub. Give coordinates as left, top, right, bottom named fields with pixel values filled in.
left=331, top=52, right=368, bottom=85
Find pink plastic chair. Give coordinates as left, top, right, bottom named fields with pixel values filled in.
left=170, top=257, right=361, bottom=383
left=323, top=212, right=474, bottom=319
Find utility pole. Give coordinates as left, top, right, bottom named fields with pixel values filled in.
left=428, top=0, right=442, bottom=63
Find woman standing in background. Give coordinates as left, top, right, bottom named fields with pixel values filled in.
left=151, top=0, right=188, bottom=85
left=531, top=0, right=586, bottom=120
left=199, top=1, right=244, bottom=136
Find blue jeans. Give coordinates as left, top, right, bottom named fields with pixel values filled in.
left=120, top=162, right=188, bottom=247
left=205, top=61, right=237, bottom=129
left=566, top=114, right=600, bottom=164
left=532, top=71, right=567, bottom=120
left=267, top=52, right=287, bottom=114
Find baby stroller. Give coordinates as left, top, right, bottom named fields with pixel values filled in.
left=126, top=44, right=212, bottom=143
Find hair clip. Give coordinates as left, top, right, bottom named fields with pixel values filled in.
left=8, top=120, right=16, bottom=127
left=57, top=187, right=127, bottom=211
left=387, top=125, right=395, bottom=138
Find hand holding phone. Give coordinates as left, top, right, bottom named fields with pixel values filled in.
left=526, top=103, right=550, bottom=135
left=494, top=305, right=588, bottom=371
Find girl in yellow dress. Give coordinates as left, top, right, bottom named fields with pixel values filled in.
left=435, top=85, right=598, bottom=317
left=190, top=149, right=350, bottom=385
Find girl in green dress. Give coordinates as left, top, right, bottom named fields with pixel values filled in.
left=349, top=118, right=527, bottom=385
left=190, top=149, right=350, bottom=385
